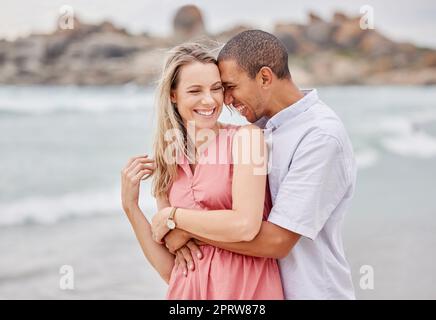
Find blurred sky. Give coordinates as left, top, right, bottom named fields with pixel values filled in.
left=1, top=0, right=436, bottom=48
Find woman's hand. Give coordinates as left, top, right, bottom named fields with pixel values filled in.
left=151, top=207, right=173, bottom=244
left=121, top=154, right=155, bottom=215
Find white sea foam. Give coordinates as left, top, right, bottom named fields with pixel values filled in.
left=0, top=86, right=154, bottom=115
left=355, top=148, right=379, bottom=169
left=381, top=131, right=436, bottom=158
left=0, top=185, right=156, bottom=227
left=361, top=115, right=436, bottom=159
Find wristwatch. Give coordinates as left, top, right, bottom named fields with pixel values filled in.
left=166, top=207, right=177, bottom=230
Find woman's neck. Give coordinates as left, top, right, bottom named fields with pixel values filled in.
left=186, top=122, right=221, bottom=151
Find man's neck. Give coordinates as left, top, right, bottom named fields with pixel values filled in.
left=265, top=81, right=305, bottom=118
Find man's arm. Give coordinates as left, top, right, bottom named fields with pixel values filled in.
left=192, top=220, right=300, bottom=259
left=167, top=131, right=351, bottom=261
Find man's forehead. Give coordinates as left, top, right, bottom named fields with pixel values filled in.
left=219, top=59, right=241, bottom=83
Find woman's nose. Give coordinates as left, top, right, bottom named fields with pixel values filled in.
left=201, top=92, right=215, bottom=105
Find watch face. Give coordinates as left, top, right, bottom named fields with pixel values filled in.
left=167, top=219, right=176, bottom=230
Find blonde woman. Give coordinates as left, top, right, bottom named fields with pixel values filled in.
left=121, top=43, right=283, bottom=299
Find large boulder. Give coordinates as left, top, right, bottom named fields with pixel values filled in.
left=305, top=12, right=336, bottom=47
left=173, top=5, right=206, bottom=40
left=358, top=30, right=395, bottom=57
left=274, top=23, right=303, bottom=53
left=332, top=16, right=363, bottom=49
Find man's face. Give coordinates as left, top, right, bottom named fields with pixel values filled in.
left=218, top=59, right=265, bottom=123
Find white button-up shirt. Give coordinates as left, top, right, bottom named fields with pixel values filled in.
left=259, top=89, right=356, bottom=299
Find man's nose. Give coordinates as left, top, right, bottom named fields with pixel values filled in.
left=224, top=90, right=233, bottom=105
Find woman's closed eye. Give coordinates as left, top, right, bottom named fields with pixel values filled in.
left=188, top=87, right=222, bottom=94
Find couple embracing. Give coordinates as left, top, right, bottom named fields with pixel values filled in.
left=121, top=30, right=356, bottom=300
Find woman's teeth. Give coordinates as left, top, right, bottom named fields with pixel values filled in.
left=194, top=108, right=215, bottom=117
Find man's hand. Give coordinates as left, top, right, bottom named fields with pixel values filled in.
left=173, top=240, right=204, bottom=276
left=164, top=229, right=191, bottom=254
left=193, top=238, right=207, bottom=246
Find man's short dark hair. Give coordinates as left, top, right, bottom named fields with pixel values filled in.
left=218, top=30, right=291, bottom=79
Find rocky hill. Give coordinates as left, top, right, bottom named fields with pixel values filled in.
left=1, top=5, right=435, bottom=86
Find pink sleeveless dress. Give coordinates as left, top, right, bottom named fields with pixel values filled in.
left=166, top=123, right=284, bottom=300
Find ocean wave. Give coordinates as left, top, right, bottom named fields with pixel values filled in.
left=356, top=109, right=436, bottom=136
left=381, top=131, right=436, bottom=158
left=355, top=148, right=379, bottom=169
left=410, top=110, right=436, bottom=124
left=0, top=86, right=155, bottom=115
left=354, top=113, right=436, bottom=159
left=378, top=117, right=412, bottom=135
left=0, top=185, right=156, bottom=227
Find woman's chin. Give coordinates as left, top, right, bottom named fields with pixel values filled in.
left=190, top=113, right=221, bottom=130
left=193, top=120, right=219, bottom=131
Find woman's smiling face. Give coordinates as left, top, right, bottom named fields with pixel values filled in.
left=171, top=61, right=224, bottom=130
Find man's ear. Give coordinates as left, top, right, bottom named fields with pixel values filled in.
left=257, top=67, right=273, bottom=87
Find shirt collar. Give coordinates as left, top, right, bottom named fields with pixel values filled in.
left=254, top=116, right=269, bottom=129
left=265, top=89, right=319, bottom=130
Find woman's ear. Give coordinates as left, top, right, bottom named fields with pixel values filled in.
left=170, top=91, right=177, bottom=104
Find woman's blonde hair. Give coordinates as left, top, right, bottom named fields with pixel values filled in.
left=151, top=42, right=218, bottom=198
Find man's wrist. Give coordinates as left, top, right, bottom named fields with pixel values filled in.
left=180, top=229, right=191, bottom=238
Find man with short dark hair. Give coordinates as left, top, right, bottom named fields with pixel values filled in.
left=218, top=29, right=291, bottom=80
left=165, top=30, right=356, bottom=299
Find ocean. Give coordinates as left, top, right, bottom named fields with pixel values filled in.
left=1, top=85, right=435, bottom=299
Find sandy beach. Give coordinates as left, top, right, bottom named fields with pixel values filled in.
left=0, top=214, right=167, bottom=299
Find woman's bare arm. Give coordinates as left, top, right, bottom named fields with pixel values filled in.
left=166, top=124, right=268, bottom=242
left=125, top=197, right=175, bottom=283
left=121, top=154, right=174, bottom=284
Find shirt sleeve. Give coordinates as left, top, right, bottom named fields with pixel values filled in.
left=267, top=132, right=351, bottom=240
